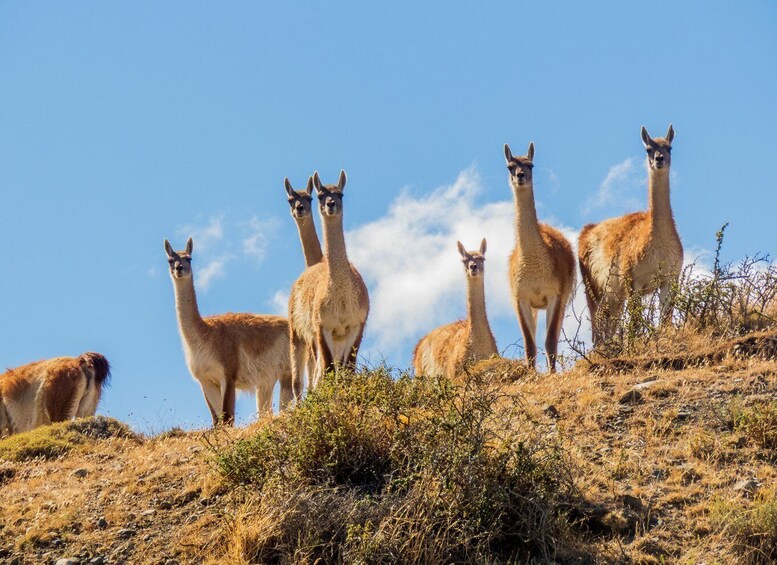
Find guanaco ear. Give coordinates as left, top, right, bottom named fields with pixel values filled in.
left=665, top=123, right=675, bottom=143
left=480, top=238, right=487, bottom=256
left=337, top=169, right=347, bottom=191
left=527, top=142, right=535, bottom=162
left=504, top=143, right=513, bottom=164
left=164, top=239, right=174, bottom=258
left=457, top=241, right=467, bottom=258
left=284, top=178, right=294, bottom=197
left=305, top=176, right=314, bottom=195
left=185, top=237, right=193, bottom=256
left=641, top=125, right=652, bottom=147
left=312, top=171, right=322, bottom=192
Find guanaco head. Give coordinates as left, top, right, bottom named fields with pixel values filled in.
left=641, top=124, right=674, bottom=172
left=504, top=142, right=535, bottom=190
left=313, top=170, right=346, bottom=218
left=457, top=239, right=487, bottom=279
left=164, top=237, right=193, bottom=280
left=284, top=176, right=315, bottom=220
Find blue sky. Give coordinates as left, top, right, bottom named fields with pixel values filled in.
left=1, top=2, right=776, bottom=431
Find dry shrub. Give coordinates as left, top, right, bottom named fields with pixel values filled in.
left=212, top=367, right=588, bottom=563
left=575, top=225, right=777, bottom=361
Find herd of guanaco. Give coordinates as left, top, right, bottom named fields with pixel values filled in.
left=0, top=124, right=681, bottom=433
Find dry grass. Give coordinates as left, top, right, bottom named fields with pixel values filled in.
left=1, top=338, right=776, bottom=563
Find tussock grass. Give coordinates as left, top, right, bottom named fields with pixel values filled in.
left=0, top=416, right=138, bottom=461
left=572, top=227, right=777, bottom=364
left=733, top=401, right=777, bottom=451
left=211, top=367, right=589, bottom=563
left=711, top=489, right=777, bottom=565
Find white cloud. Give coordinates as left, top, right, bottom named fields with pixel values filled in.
left=242, top=216, right=280, bottom=262
left=268, top=289, right=289, bottom=316
left=583, top=157, right=643, bottom=216
left=167, top=213, right=280, bottom=292
left=196, top=256, right=229, bottom=291
left=179, top=215, right=225, bottom=253
left=345, top=167, right=585, bottom=365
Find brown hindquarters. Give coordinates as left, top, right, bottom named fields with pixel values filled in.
left=42, top=359, right=86, bottom=423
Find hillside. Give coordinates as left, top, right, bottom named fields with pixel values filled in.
left=1, top=332, right=776, bottom=564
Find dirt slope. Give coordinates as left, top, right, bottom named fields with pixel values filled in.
left=1, top=336, right=776, bottom=564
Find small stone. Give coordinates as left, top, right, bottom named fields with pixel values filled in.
left=543, top=404, right=559, bottom=419
left=96, top=517, right=108, bottom=529
left=117, top=528, right=136, bottom=539
left=622, top=494, right=644, bottom=511
left=734, top=479, right=759, bottom=495
left=651, top=468, right=667, bottom=480
left=618, top=389, right=643, bottom=405
left=638, top=375, right=660, bottom=384
left=634, top=378, right=664, bottom=390
left=55, top=559, right=81, bottom=565
left=676, top=408, right=692, bottom=421
left=89, top=558, right=106, bottom=565
left=141, top=509, right=156, bottom=516
left=72, top=468, right=89, bottom=478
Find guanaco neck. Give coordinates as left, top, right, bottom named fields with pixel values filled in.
left=295, top=214, right=323, bottom=267
left=321, top=213, right=351, bottom=280
left=512, top=182, right=544, bottom=251
left=647, top=168, right=675, bottom=234
left=171, top=275, right=209, bottom=344
left=466, top=275, right=497, bottom=352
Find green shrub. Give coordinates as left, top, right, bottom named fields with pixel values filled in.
left=213, top=367, right=585, bottom=563
left=711, top=491, right=777, bottom=564
left=733, top=401, right=777, bottom=451
left=0, top=416, right=138, bottom=461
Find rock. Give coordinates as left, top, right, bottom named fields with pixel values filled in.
left=651, top=468, right=667, bottom=480
left=96, top=517, right=108, bottom=529
left=543, top=404, right=559, bottom=419
left=618, top=389, right=643, bottom=405
left=638, top=374, right=660, bottom=384
left=734, top=479, right=759, bottom=495
left=89, top=558, right=106, bottom=565
left=676, top=408, right=692, bottom=421
left=72, top=468, right=89, bottom=478
left=55, top=559, right=81, bottom=565
left=141, top=509, right=156, bottom=517
left=622, top=494, right=644, bottom=512
left=117, top=528, right=136, bottom=539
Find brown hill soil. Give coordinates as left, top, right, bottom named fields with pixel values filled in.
left=1, top=335, right=776, bottom=564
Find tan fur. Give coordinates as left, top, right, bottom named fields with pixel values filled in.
left=165, top=238, right=292, bottom=426
left=578, top=125, right=683, bottom=344
left=413, top=240, right=498, bottom=379
left=505, top=142, right=576, bottom=372
left=0, top=353, right=110, bottom=436
left=288, top=171, right=369, bottom=397
left=284, top=176, right=322, bottom=395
